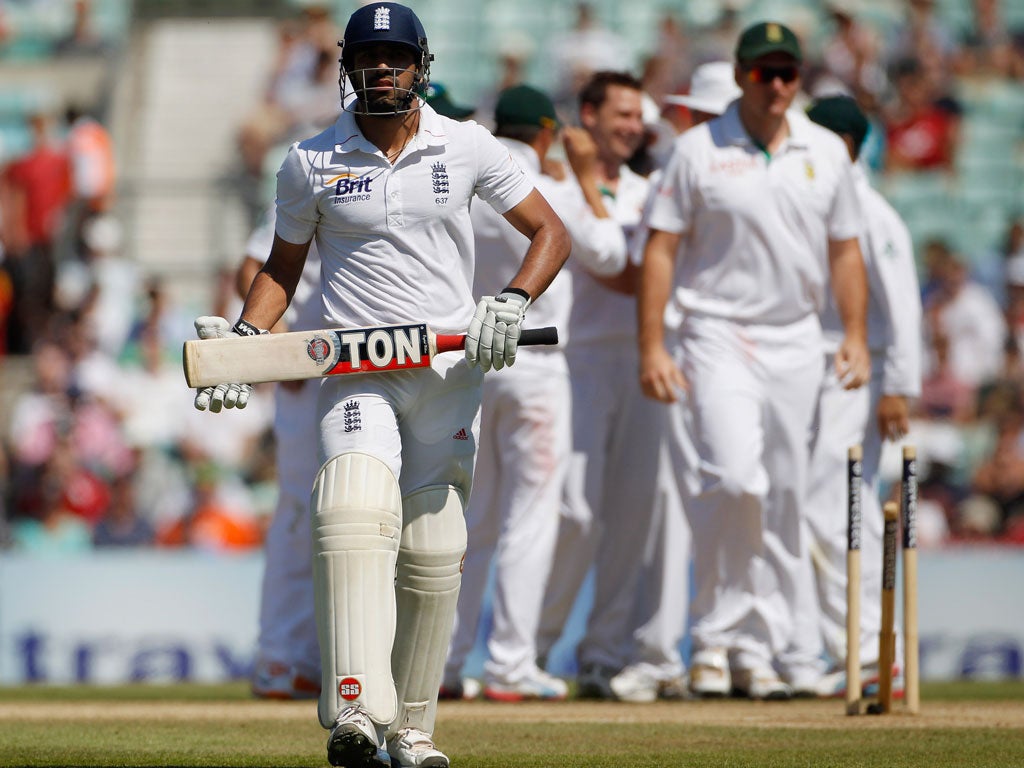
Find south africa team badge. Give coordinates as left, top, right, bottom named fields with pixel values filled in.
left=307, top=335, right=331, bottom=365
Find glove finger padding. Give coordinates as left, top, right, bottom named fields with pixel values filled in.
left=491, top=320, right=508, bottom=371
left=465, top=299, right=490, bottom=369
left=478, top=311, right=498, bottom=373
left=503, top=321, right=522, bottom=367
left=195, top=315, right=231, bottom=340
left=194, top=387, right=215, bottom=411
left=465, top=291, right=529, bottom=372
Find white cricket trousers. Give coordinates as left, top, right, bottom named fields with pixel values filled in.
left=445, top=351, right=570, bottom=684
left=537, top=338, right=670, bottom=672
left=678, top=314, right=823, bottom=674
left=805, top=352, right=891, bottom=670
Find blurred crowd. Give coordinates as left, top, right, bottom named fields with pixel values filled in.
left=3, top=0, right=1024, bottom=554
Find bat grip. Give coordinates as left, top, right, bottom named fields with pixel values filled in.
left=434, top=326, right=560, bottom=354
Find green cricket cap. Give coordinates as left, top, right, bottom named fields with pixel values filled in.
left=736, top=21, right=803, bottom=64
left=424, top=82, right=475, bottom=119
left=807, top=96, right=870, bottom=153
left=494, top=84, right=559, bottom=130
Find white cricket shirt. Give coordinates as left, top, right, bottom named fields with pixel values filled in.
left=471, top=137, right=632, bottom=350
left=820, top=163, right=922, bottom=396
left=471, top=138, right=570, bottom=349
left=274, top=104, right=534, bottom=334
left=649, top=104, right=862, bottom=325
left=566, top=164, right=648, bottom=346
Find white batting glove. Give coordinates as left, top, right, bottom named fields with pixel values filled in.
left=465, top=289, right=531, bottom=372
left=193, top=316, right=262, bottom=412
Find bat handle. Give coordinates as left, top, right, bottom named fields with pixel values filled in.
left=434, top=326, right=560, bottom=354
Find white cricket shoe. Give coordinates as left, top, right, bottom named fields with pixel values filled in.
left=731, top=667, right=793, bottom=701
left=387, top=727, right=449, bottom=768
left=327, top=705, right=390, bottom=767
left=689, top=648, right=731, bottom=698
left=611, top=664, right=693, bottom=702
left=484, top=668, right=569, bottom=702
left=609, top=664, right=659, bottom=703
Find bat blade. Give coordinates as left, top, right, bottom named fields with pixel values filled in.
left=183, top=324, right=559, bottom=388
left=184, top=323, right=431, bottom=387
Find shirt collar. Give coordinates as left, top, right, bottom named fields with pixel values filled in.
left=332, top=101, right=451, bottom=156
left=717, top=101, right=811, bottom=152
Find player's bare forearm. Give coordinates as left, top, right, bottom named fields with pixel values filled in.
left=238, top=234, right=310, bottom=330
left=638, top=228, right=686, bottom=402
left=638, top=229, right=678, bottom=354
left=877, top=394, right=910, bottom=441
left=502, top=188, right=571, bottom=299
left=829, top=236, right=868, bottom=345
left=829, top=236, right=871, bottom=388
left=237, top=256, right=289, bottom=334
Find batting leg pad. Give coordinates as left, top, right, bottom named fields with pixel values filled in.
left=312, top=452, right=402, bottom=729
left=389, top=485, right=467, bottom=737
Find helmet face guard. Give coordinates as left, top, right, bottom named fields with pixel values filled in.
left=338, top=3, right=433, bottom=117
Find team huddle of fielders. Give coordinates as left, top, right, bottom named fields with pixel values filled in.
left=190, top=4, right=922, bottom=767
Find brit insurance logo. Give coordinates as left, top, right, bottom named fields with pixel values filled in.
left=325, top=172, right=374, bottom=204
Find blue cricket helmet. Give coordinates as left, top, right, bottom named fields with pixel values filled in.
left=340, top=2, right=432, bottom=75
left=338, top=2, right=433, bottom=114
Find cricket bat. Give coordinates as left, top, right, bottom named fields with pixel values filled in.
left=183, top=322, right=559, bottom=388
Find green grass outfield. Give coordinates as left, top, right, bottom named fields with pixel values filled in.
left=1, top=680, right=1022, bottom=767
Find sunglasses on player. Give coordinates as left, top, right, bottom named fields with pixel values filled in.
left=744, top=64, right=800, bottom=84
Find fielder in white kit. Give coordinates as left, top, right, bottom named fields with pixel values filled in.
left=242, top=205, right=324, bottom=701
left=534, top=71, right=679, bottom=699
left=607, top=60, right=744, bottom=705
left=441, top=84, right=630, bottom=702
left=803, top=96, right=922, bottom=695
left=192, top=4, right=569, bottom=766
left=638, top=22, right=871, bottom=700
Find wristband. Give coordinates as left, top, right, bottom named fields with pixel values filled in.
left=499, top=287, right=531, bottom=303
left=233, top=318, right=268, bottom=336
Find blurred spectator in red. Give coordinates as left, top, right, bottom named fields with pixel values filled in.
left=883, top=57, right=961, bottom=172
left=0, top=252, right=13, bottom=356
left=10, top=472, right=92, bottom=554
left=0, top=111, right=72, bottom=353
